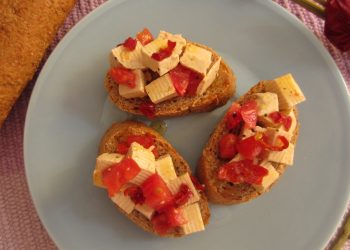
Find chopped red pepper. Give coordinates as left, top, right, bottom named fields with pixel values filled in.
left=173, top=184, right=193, bottom=207
left=124, top=185, right=145, bottom=205
left=123, top=37, right=137, bottom=51
left=217, top=159, right=268, bottom=185
left=236, top=135, right=264, bottom=160
left=268, top=111, right=292, bottom=131
left=102, top=158, right=141, bottom=197
left=240, top=100, right=258, bottom=129
left=190, top=175, right=205, bottom=192
left=219, top=133, right=238, bottom=159
left=259, top=134, right=289, bottom=151
left=139, top=101, right=156, bottom=119
left=136, top=28, right=154, bottom=45
left=109, top=67, right=136, bottom=88
left=151, top=40, right=176, bottom=61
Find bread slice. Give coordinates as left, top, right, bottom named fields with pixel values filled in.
left=197, top=80, right=300, bottom=205
left=98, top=120, right=210, bottom=237
left=104, top=42, right=236, bottom=117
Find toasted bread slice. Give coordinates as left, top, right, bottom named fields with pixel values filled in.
left=98, top=120, right=210, bottom=237
left=104, top=42, right=236, bottom=117
left=197, top=80, right=300, bottom=205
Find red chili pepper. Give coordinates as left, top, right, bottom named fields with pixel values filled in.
left=151, top=40, right=177, bottom=61
left=139, top=101, right=156, bottom=119
left=123, top=37, right=137, bottom=51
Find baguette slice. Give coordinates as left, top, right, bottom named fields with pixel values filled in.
left=98, top=120, right=210, bottom=237
left=197, top=80, right=300, bottom=205
left=104, top=42, right=236, bottom=117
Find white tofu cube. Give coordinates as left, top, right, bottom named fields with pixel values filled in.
left=145, top=73, right=178, bottom=104
left=196, top=57, right=221, bottom=95
left=155, top=154, right=177, bottom=182
left=111, top=185, right=135, bottom=214
left=265, top=73, right=306, bottom=110
left=251, top=92, right=279, bottom=116
left=167, top=173, right=200, bottom=206
left=182, top=203, right=205, bottom=235
left=180, top=43, right=212, bottom=75
left=141, top=37, right=180, bottom=76
left=253, top=161, right=280, bottom=192
left=93, top=153, right=124, bottom=188
left=127, top=142, right=156, bottom=185
left=111, top=41, right=145, bottom=69
left=118, top=69, right=147, bottom=99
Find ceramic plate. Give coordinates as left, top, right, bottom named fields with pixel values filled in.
left=24, top=0, right=350, bottom=249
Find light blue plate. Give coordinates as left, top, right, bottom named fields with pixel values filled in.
left=24, top=0, right=350, bottom=249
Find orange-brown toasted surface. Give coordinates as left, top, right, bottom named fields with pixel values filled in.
left=105, top=42, right=235, bottom=117
left=0, top=0, right=76, bottom=127
left=197, top=81, right=300, bottom=205
left=99, top=120, right=210, bottom=237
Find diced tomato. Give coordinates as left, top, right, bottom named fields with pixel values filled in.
left=240, top=100, right=258, bottom=129
left=151, top=147, right=159, bottom=158
left=136, top=28, right=154, bottom=45
left=139, top=101, right=156, bottom=119
left=109, top=67, right=136, bottom=88
left=124, top=185, right=145, bottom=205
left=116, top=142, right=129, bottom=154
left=173, top=184, right=193, bottom=207
left=102, top=158, right=141, bottom=197
left=236, top=135, right=263, bottom=160
left=260, top=134, right=289, bottom=151
left=218, top=133, right=238, bottom=159
left=151, top=207, right=187, bottom=235
left=217, top=159, right=268, bottom=185
left=190, top=175, right=205, bottom=191
left=226, top=103, right=243, bottom=130
left=151, top=40, right=176, bottom=61
left=141, top=174, right=174, bottom=210
left=116, top=133, right=157, bottom=157
left=268, top=111, right=292, bottom=131
left=186, top=71, right=203, bottom=97
left=123, top=37, right=137, bottom=51
left=169, top=65, right=191, bottom=96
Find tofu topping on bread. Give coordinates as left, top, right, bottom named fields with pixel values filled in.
left=93, top=121, right=208, bottom=237
left=198, top=74, right=305, bottom=204
left=106, top=28, right=235, bottom=118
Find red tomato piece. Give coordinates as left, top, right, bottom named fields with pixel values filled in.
left=236, top=135, right=263, bottom=160
left=217, top=159, right=268, bottom=185
left=123, top=37, right=137, bottom=51
left=186, top=71, right=203, bottom=97
left=141, top=174, right=174, bottom=210
left=240, top=100, right=258, bottom=129
left=260, top=134, right=289, bottom=151
left=151, top=207, right=187, bottom=235
left=173, top=184, right=193, bottom=207
left=126, top=134, right=155, bottom=149
left=109, top=67, right=136, bottom=88
left=151, top=40, right=176, bottom=61
left=190, top=175, right=205, bottom=191
left=268, top=111, right=292, bottom=131
left=226, top=103, right=243, bottom=130
left=139, top=101, right=156, bottom=119
left=124, top=185, right=145, bottom=205
left=219, top=133, right=238, bottom=159
left=169, top=64, right=191, bottom=96
left=136, top=28, right=154, bottom=45
left=116, top=142, right=129, bottom=154
left=102, top=158, right=141, bottom=197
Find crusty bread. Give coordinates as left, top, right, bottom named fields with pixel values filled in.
left=104, top=42, right=236, bottom=117
left=0, top=0, right=76, bottom=127
left=99, top=120, right=210, bottom=237
left=197, top=80, right=300, bottom=205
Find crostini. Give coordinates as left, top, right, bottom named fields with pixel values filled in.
left=197, top=74, right=306, bottom=204
left=105, top=28, right=235, bottom=118
left=93, top=121, right=210, bottom=237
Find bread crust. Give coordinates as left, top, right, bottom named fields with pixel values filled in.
left=104, top=42, right=236, bottom=117
left=99, top=120, right=210, bottom=237
left=197, top=80, right=300, bottom=205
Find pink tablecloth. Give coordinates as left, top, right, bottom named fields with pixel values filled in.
left=0, top=0, right=349, bottom=249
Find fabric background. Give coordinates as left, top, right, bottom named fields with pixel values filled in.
left=0, top=0, right=349, bottom=249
